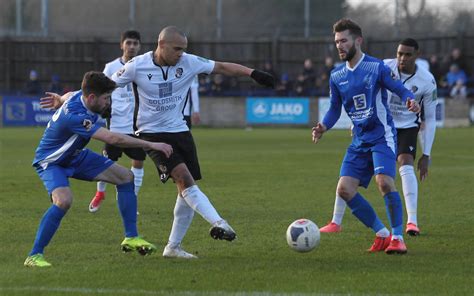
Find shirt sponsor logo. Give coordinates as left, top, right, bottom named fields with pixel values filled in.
left=353, top=94, right=367, bottom=110
left=158, top=82, right=173, bottom=98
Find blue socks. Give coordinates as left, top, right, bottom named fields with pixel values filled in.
left=384, top=192, right=403, bottom=236
left=116, top=182, right=138, bottom=238
left=347, top=193, right=385, bottom=233
left=29, top=204, right=65, bottom=256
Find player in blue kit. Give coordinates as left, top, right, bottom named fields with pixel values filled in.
left=311, top=19, right=420, bottom=254
left=24, top=71, right=173, bottom=267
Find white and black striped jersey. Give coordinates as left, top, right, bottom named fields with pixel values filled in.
left=384, top=58, right=437, bottom=156
left=103, top=58, right=135, bottom=134
left=112, top=52, right=214, bottom=133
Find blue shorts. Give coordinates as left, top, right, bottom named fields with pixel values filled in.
left=35, top=149, right=114, bottom=194
left=340, top=143, right=397, bottom=188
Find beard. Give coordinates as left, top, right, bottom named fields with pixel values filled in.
left=342, top=43, right=357, bottom=61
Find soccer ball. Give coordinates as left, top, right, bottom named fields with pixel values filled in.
left=286, top=219, right=320, bottom=252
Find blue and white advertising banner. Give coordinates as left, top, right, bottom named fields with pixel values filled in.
left=318, top=97, right=352, bottom=129
left=246, top=98, right=309, bottom=124
left=2, top=96, right=55, bottom=126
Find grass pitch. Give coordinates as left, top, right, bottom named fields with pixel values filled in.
left=0, top=127, right=473, bottom=295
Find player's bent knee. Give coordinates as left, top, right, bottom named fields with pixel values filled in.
left=336, top=186, right=355, bottom=200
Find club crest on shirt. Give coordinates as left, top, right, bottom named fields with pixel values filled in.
left=175, top=68, right=183, bottom=78
left=117, top=68, right=125, bottom=77
left=390, top=70, right=397, bottom=80
left=363, top=74, right=374, bottom=89
left=411, top=86, right=418, bottom=93
left=82, top=119, right=93, bottom=131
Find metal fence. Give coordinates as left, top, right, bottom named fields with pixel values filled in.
left=1, top=34, right=473, bottom=93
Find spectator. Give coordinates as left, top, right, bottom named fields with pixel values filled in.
left=302, top=58, right=316, bottom=90
left=445, top=63, right=467, bottom=89
left=47, top=74, right=64, bottom=94
left=263, top=61, right=279, bottom=85
left=449, top=79, right=467, bottom=99
left=294, top=74, right=306, bottom=96
left=448, top=48, right=468, bottom=74
left=198, top=75, right=212, bottom=95
left=210, top=73, right=228, bottom=95
left=25, top=70, right=42, bottom=95
left=275, top=73, right=293, bottom=96
left=318, top=56, right=335, bottom=92
left=428, top=54, right=443, bottom=84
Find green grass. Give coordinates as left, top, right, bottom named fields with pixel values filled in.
left=0, top=127, right=473, bottom=295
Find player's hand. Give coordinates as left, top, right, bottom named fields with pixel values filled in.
left=311, top=122, right=327, bottom=144
left=40, top=92, right=62, bottom=110
left=192, top=112, right=201, bottom=125
left=417, top=154, right=430, bottom=181
left=150, top=143, right=173, bottom=158
left=406, top=99, right=420, bottom=113
left=250, top=69, right=275, bottom=88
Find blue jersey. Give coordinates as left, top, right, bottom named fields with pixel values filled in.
left=33, top=91, right=102, bottom=169
left=322, top=54, right=414, bottom=151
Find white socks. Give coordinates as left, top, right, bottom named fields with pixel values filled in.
left=181, top=185, right=222, bottom=225
left=331, top=194, right=347, bottom=225
left=376, top=227, right=390, bottom=238
left=399, top=165, right=418, bottom=225
left=131, top=167, right=144, bottom=196
left=168, top=194, right=195, bottom=248
left=97, top=181, right=106, bottom=192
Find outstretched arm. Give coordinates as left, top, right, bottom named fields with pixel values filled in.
left=212, top=62, right=274, bottom=87
left=40, top=92, right=74, bottom=109
left=92, top=128, right=173, bottom=158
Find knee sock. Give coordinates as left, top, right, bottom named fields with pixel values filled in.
left=29, top=205, right=66, bottom=256
left=399, top=165, right=418, bottom=225
left=347, top=193, right=386, bottom=234
left=331, top=193, right=347, bottom=225
left=131, top=167, right=144, bottom=197
left=97, top=181, right=107, bottom=193
left=116, top=182, right=138, bottom=237
left=167, top=194, right=195, bottom=248
left=384, top=191, right=404, bottom=238
left=181, top=185, right=222, bottom=225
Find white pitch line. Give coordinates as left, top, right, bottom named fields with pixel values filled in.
left=0, top=286, right=362, bottom=296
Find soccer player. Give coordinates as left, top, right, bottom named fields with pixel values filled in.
left=320, top=38, right=437, bottom=236
left=89, top=30, right=147, bottom=213
left=112, top=26, right=274, bottom=259
left=311, top=19, right=420, bottom=254
left=24, top=71, right=173, bottom=267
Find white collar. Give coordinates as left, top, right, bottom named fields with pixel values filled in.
left=346, top=53, right=365, bottom=71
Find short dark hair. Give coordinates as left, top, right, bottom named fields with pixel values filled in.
left=333, top=18, right=362, bottom=37
left=81, top=71, right=116, bottom=96
left=399, top=38, right=419, bottom=50
left=121, top=30, right=141, bottom=43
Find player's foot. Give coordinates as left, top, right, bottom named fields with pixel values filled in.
left=24, top=254, right=52, bottom=267
left=210, top=220, right=236, bottom=241
left=163, top=244, right=198, bottom=259
left=320, top=222, right=342, bottom=233
left=367, top=235, right=392, bottom=252
left=89, top=191, right=105, bottom=213
left=121, top=237, right=156, bottom=256
left=406, top=223, right=420, bottom=236
left=385, top=238, right=408, bottom=255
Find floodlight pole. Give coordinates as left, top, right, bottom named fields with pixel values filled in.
left=16, top=0, right=22, bottom=36
left=304, top=0, right=310, bottom=38
left=41, top=0, right=48, bottom=36
left=216, top=0, right=222, bottom=39
left=129, top=0, right=136, bottom=29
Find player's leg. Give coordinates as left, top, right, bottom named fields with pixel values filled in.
left=397, top=127, right=420, bottom=236
left=373, top=146, right=407, bottom=254
left=89, top=144, right=122, bottom=212
left=25, top=166, right=72, bottom=267
left=163, top=192, right=197, bottom=259
left=320, top=190, right=345, bottom=233
left=338, top=148, right=391, bottom=252
left=75, top=149, right=155, bottom=255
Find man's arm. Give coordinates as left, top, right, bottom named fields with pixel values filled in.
left=418, top=85, right=438, bottom=181
left=212, top=62, right=274, bottom=87
left=92, top=127, right=173, bottom=158
left=380, top=65, right=419, bottom=112
left=40, top=92, right=74, bottom=109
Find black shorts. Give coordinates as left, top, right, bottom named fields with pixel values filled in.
left=396, top=127, right=419, bottom=157
left=104, top=134, right=147, bottom=161
left=139, top=131, right=201, bottom=183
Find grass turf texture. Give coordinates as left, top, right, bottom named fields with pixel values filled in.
left=0, top=127, right=472, bottom=295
